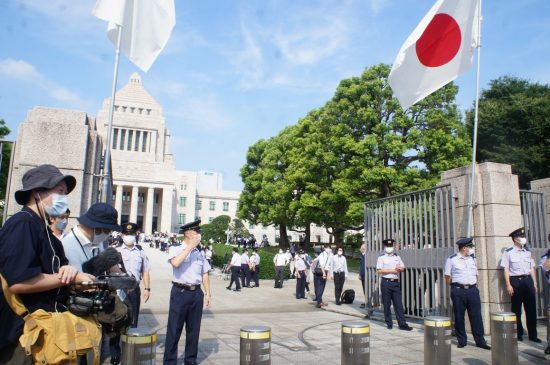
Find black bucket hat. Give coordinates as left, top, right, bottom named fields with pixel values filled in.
left=15, top=164, right=76, bottom=205
left=78, top=203, right=120, bottom=231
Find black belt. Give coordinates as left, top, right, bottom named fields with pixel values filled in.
left=452, top=283, right=477, bottom=289
left=172, top=282, right=200, bottom=291
left=511, top=275, right=530, bottom=280
left=382, top=278, right=399, bottom=282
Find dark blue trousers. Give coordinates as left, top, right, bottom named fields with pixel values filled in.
left=450, top=285, right=486, bottom=346
left=314, top=274, right=327, bottom=304
left=381, top=279, right=406, bottom=327
left=275, top=266, right=285, bottom=288
left=240, top=264, right=250, bottom=287
left=252, top=266, right=260, bottom=287
left=109, top=287, right=140, bottom=361
left=295, top=271, right=306, bottom=299
left=163, top=286, right=204, bottom=365
left=228, top=266, right=241, bottom=289
left=510, top=275, right=538, bottom=339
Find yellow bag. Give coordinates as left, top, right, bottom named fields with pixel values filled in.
left=1, top=275, right=101, bottom=365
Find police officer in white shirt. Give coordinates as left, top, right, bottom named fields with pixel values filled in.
left=314, top=244, right=332, bottom=308
left=249, top=249, right=261, bottom=287
left=539, top=242, right=550, bottom=356
left=240, top=249, right=252, bottom=288
left=444, top=237, right=490, bottom=349
left=376, top=239, right=412, bottom=330
left=329, top=246, right=348, bottom=305
left=226, top=247, right=242, bottom=291
left=273, top=248, right=289, bottom=288
left=501, top=227, right=540, bottom=342
left=295, top=250, right=307, bottom=299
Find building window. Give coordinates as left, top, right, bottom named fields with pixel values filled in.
left=138, top=192, right=145, bottom=203
left=114, top=105, right=119, bottom=112
left=130, top=107, right=135, bottom=113
left=146, top=109, right=151, bottom=115
left=135, top=131, right=141, bottom=151
left=209, top=217, right=214, bottom=223
left=179, top=197, right=186, bottom=207
left=122, top=106, right=127, bottom=112
left=142, top=131, right=148, bottom=152
left=196, top=200, right=202, bottom=210
left=223, top=202, right=229, bottom=211
left=120, top=129, right=126, bottom=150
left=122, top=191, right=130, bottom=201
left=154, top=193, right=159, bottom=204
left=209, top=201, right=215, bottom=211
left=236, top=202, right=240, bottom=210
left=127, top=130, right=133, bottom=150
left=178, top=214, right=186, bottom=225
left=112, top=128, right=119, bottom=149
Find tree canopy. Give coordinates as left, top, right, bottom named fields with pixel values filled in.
left=239, top=64, right=471, bottom=245
left=200, top=215, right=231, bottom=244
left=466, top=76, right=550, bottom=188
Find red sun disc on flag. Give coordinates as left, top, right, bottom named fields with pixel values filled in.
left=415, top=13, right=462, bottom=67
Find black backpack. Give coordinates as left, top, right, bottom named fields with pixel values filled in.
left=341, top=289, right=355, bottom=304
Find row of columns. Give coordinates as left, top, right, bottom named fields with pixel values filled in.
left=113, top=184, right=173, bottom=234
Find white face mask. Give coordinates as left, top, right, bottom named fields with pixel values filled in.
left=467, top=247, right=475, bottom=256
left=123, top=235, right=136, bottom=246
left=337, top=251, right=343, bottom=256
left=518, top=237, right=527, bottom=246
left=196, top=233, right=202, bottom=242
left=325, top=248, right=331, bottom=254
left=279, top=250, right=283, bottom=254
left=93, top=232, right=109, bottom=246
left=385, top=247, right=394, bottom=254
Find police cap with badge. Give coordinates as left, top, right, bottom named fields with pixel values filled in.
left=509, top=227, right=525, bottom=238
left=382, top=238, right=396, bottom=246
left=456, top=237, right=474, bottom=248
left=121, top=222, right=139, bottom=234
left=180, top=219, right=201, bottom=234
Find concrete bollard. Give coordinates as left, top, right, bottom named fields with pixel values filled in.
left=341, top=320, right=370, bottom=365
left=424, top=316, right=451, bottom=365
left=490, top=312, right=518, bottom=365
left=120, top=327, right=157, bottom=365
left=240, top=325, right=271, bottom=365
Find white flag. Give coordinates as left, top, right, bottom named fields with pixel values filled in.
left=388, top=0, right=479, bottom=109
left=92, top=0, right=176, bottom=72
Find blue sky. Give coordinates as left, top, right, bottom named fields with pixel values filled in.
left=1, top=0, right=549, bottom=191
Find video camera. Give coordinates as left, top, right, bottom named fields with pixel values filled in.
left=67, top=273, right=137, bottom=317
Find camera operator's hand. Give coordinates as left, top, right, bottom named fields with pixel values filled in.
left=58, top=265, right=78, bottom=285
left=73, top=272, right=96, bottom=285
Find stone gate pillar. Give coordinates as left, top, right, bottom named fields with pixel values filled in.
left=441, top=162, right=522, bottom=333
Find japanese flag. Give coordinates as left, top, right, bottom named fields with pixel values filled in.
left=388, top=0, right=480, bottom=110
left=92, top=0, right=176, bottom=72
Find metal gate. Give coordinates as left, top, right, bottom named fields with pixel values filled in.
left=520, top=190, right=549, bottom=318
left=364, top=184, right=456, bottom=320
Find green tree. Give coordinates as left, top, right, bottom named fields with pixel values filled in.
left=0, top=118, right=12, bottom=225
left=228, top=218, right=250, bottom=242
left=466, top=76, right=550, bottom=188
left=200, top=215, right=231, bottom=244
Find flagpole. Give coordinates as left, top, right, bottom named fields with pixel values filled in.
left=466, top=0, right=483, bottom=238
left=100, top=23, right=123, bottom=204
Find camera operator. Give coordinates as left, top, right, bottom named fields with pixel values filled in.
left=62, top=203, right=121, bottom=271
left=0, top=164, right=95, bottom=364
left=110, top=222, right=151, bottom=364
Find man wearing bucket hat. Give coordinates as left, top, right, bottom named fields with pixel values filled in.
left=0, top=164, right=95, bottom=363
left=501, top=227, right=541, bottom=343
left=444, top=237, right=490, bottom=349
left=62, top=203, right=121, bottom=271
left=164, top=219, right=211, bottom=365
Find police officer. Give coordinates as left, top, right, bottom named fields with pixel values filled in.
left=249, top=249, right=261, bottom=287
left=539, top=245, right=550, bottom=355
left=226, top=247, right=242, bottom=291
left=110, top=222, right=151, bottom=364
left=163, top=219, right=211, bottom=365
left=376, top=239, right=412, bottom=330
left=444, top=237, right=490, bottom=349
left=295, top=249, right=307, bottom=299
left=501, top=227, right=540, bottom=342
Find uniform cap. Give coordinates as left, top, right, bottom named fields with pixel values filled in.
left=180, top=219, right=201, bottom=233
left=121, top=222, right=139, bottom=234
left=509, top=227, right=525, bottom=238
left=382, top=238, right=396, bottom=247
left=456, top=237, right=474, bottom=247
left=15, top=164, right=76, bottom=205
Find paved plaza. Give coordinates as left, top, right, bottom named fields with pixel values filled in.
left=117, top=246, right=548, bottom=364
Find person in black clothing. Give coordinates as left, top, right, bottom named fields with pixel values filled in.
left=0, top=164, right=95, bottom=364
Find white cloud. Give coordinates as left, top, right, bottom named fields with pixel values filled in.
left=0, top=58, right=88, bottom=107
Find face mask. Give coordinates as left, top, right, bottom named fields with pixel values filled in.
left=93, top=231, right=109, bottom=246
left=337, top=251, right=343, bottom=256
left=467, top=248, right=475, bottom=256
left=518, top=237, right=527, bottom=246
left=44, top=193, right=69, bottom=217
left=279, top=250, right=283, bottom=254
left=55, top=218, right=68, bottom=232
left=325, top=248, right=331, bottom=253
left=123, top=235, right=136, bottom=246
left=385, top=247, right=394, bottom=254
left=300, top=254, right=304, bottom=258
left=196, top=234, right=202, bottom=242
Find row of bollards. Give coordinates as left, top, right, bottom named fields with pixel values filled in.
left=238, top=312, right=521, bottom=365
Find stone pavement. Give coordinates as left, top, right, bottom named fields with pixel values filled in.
left=109, top=246, right=549, bottom=364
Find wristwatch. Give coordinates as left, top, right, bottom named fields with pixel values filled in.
left=144, top=288, right=151, bottom=291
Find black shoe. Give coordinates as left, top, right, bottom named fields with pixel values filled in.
left=457, top=343, right=466, bottom=348
left=359, top=303, right=366, bottom=308
left=529, top=337, right=542, bottom=343
left=110, top=356, right=120, bottom=365
left=477, top=344, right=491, bottom=350
left=399, top=324, right=413, bottom=331
left=544, top=346, right=550, bottom=355
left=226, top=286, right=231, bottom=290
left=387, top=325, right=393, bottom=329
left=316, top=303, right=322, bottom=308
left=517, top=336, right=523, bottom=342
left=234, top=289, right=241, bottom=292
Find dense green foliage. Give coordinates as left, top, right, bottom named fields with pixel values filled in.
left=239, top=64, right=470, bottom=245
left=201, top=215, right=231, bottom=243
left=0, top=118, right=12, bottom=225
left=466, top=77, right=550, bottom=188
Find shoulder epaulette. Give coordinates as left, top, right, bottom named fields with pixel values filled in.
left=378, top=253, right=385, bottom=257
left=525, top=246, right=531, bottom=252
left=449, top=253, right=457, bottom=259
left=393, top=253, right=399, bottom=257
left=505, top=247, right=514, bottom=252
left=136, top=244, right=143, bottom=251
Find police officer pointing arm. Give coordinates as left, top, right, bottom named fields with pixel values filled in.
left=163, top=220, right=211, bottom=365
